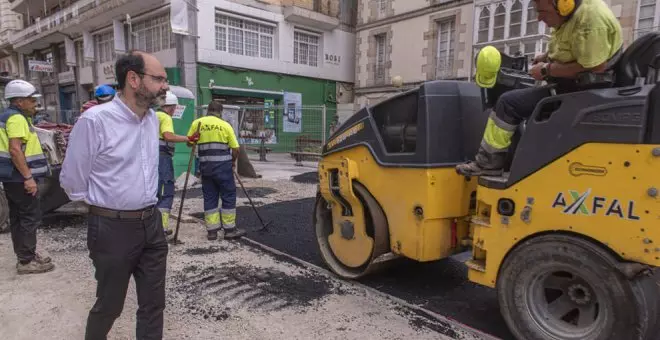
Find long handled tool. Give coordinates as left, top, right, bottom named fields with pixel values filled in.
left=234, top=169, right=272, bottom=232
left=171, top=124, right=201, bottom=245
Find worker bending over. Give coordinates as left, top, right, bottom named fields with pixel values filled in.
left=156, top=91, right=199, bottom=235
left=188, top=100, right=245, bottom=241
left=457, top=0, right=622, bottom=176
left=0, top=80, right=53, bottom=274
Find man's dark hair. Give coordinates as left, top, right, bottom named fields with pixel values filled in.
left=207, top=99, right=224, bottom=117
left=115, top=50, right=146, bottom=90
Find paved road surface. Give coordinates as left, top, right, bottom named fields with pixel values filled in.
left=230, top=197, right=515, bottom=340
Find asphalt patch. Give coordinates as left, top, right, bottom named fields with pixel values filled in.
left=235, top=198, right=514, bottom=339
left=173, top=262, right=335, bottom=319
left=179, top=187, right=278, bottom=200
left=291, top=171, right=318, bottom=184
left=184, top=246, right=223, bottom=256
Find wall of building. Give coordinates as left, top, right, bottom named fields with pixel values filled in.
left=197, top=0, right=355, bottom=83
left=354, top=0, right=473, bottom=107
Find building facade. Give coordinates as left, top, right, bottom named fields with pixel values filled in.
left=6, top=0, right=197, bottom=123
left=195, top=0, right=357, bottom=149
left=472, top=0, right=640, bottom=70
left=353, top=0, right=475, bottom=108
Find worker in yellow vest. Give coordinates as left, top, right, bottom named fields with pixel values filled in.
left=0, top=79, right=54, bottom=274
left=187, top=100, right=244, bottom=241
left=156, top=91, right=198, bottom=235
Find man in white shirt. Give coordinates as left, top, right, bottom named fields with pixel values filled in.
left=61, top=50, right=170, bottom=340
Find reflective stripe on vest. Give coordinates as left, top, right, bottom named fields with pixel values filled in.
left=198, top=142, right=231, bottom=165
left=159, top=139, right=176, bottom=156
left=0, top=107, right=48, bottom=181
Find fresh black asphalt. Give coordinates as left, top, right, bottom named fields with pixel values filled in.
left=233, top=196, right=515, bottom=339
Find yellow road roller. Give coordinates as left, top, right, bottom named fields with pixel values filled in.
left=314, top=34, right=660, bottom=339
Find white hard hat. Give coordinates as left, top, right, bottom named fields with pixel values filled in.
left=164, top=91, right=178, bottom=106
left=5, top=79, right=41, bottom=100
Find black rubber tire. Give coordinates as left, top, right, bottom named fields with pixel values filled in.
left=0, top=187, right=8, bottom=233
left=497, top=234, right=656, bottom=340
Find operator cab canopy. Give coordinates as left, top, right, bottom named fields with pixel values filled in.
left=324, top=81, right=489, bottom=168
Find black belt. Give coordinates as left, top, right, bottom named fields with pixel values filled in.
left=89, top=205, right=156, bottom=220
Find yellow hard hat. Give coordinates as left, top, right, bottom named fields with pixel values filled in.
left=475, top=46, right=502, bottom=88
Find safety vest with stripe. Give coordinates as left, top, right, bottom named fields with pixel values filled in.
left=193, top=116, right=236, bottom=173
left=0, top=107, right=48, bottom=182
left=159, top=139, right=176, bottom=157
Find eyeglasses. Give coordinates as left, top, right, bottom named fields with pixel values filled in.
left=135, top=71, right=169, bottom=84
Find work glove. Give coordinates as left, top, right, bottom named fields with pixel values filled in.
left=188, top=132, right=200, bottom=143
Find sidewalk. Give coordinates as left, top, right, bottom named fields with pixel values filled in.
left=0, top=217, right=466, bottom=340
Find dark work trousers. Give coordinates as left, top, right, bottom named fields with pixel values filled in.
left=85, top=209, right=168, bottom=340
left=156, top=154, right=175, bottom=211
left=3, top=181, right=40, bottom=264
left=493, top=86, right=554, bottom=126
left=201, top=163, right=237, bottom=216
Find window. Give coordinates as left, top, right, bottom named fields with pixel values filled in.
left=526, top=1, right=538, bottom=35
left=215, top=13, right=274, bottom=59
left=377, top=0, right=388, bottom=17
left=436, top=19, right=455, bottom=79
left=374, top=34, right=386, bottom=85
left=638, top=0, right=656, bottom=36
left=508, top=43, right=521, bottom=56
left=509, top=1, right=522, bottom=38
left=75, top=41, right=93, bottom=67
left=493, top=4, right=505, bottom=40
left=95, top=31, right=114, bottom=63
left=132, top=14, right=176, bottom=53
left=524, top=41, right=537, bottom=64
left=478, top=7, right=490, bottom=43
left=294, top=31, right=320, bottom=67
left=58, top=45, right=69, bottom=73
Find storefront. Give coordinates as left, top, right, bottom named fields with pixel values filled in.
left=197, top=64, right=337, bottom=152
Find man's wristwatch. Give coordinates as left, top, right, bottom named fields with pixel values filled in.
left=541, top=63, right=551, bottom=80
left=24, top=176, right=33, bottom=181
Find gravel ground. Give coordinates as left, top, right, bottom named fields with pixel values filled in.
left=0, top=207, right=478, bottom=340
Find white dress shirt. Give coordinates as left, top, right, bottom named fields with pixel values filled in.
left=60, top=95, right=159, bottom=210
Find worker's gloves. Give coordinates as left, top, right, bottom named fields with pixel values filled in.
left=188, top=132, right=200, bottom=143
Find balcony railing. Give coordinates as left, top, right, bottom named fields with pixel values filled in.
left=10, top=0, right=103, bottom=44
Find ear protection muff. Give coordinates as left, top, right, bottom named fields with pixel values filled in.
left=553, top=0, right=576, bottom=17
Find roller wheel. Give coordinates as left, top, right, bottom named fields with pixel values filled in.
left=497, top=234, right=659, bottom=340
left=0, top=187, right=8, bottom=234
left=314, top=182, right=390, bottom=280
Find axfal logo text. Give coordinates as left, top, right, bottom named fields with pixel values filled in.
left=552, top=189, right=640, bottom=221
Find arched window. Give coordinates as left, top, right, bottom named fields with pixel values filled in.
left=478, top=7, right=490, bottom=43
left=526, top=1, right=538, bottom=35
left=493, top=4, right=505, bottom=41
left=509, top=0, right=522, bottom=38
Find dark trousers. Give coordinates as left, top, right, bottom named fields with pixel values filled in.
left=493, top=86, right=554, bottom=126
left=85, top=209, right=168, bottom=340
left=3, top=181, right=40, bottom=264
left=201, top=167, right=237, bottom=213
left=156, top=154, right=175, bottom=211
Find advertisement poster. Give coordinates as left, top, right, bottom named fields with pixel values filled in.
left=264, top=98, right=275, bottom=129
left=283, top=92, right=302, bottom=133
left=172, top=105, right=186, bottom=119
left=222, top=105, right=240, bottom=137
